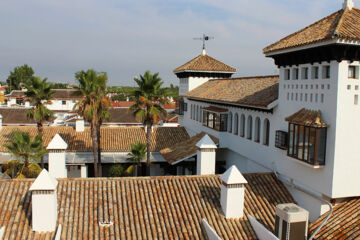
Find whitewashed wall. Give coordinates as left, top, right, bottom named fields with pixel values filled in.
left=47, top=99, right=77, bottom=111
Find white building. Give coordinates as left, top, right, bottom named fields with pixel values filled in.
left=172, top=0, right=360, bottom=221
left=5, top=89, right=80, bottom=110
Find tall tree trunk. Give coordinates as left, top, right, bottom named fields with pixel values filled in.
left=96, top=123, right=102, bottom=177
left=146, top=124, right=151, bottom=176
left=37, top=122, right=44, bottom=168
left=91, top=124, right=99, bottom=177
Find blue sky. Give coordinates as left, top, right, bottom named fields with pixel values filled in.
left=0, top=0, right=347, bottom=86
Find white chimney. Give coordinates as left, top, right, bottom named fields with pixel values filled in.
left=75, top=117, right=85, bottom=132
left=220, top=165, right=248, bottom=219
left=274, top=203, right=309, bottom=240
left=196, top=134, right=217, bottom=175
left=343, top=0, right=354, bottom=10
left=29, top=169, right=58, bottom=232
left=47, top=134, right=68, bottom=178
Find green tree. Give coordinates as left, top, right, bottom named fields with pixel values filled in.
left=73, top=69, right=109, bottom=177
left=130, top=71, right=169, bottom=176
left=23, top=77, right=55, bottom=168
left=6, top=64, right=34, bottom=93
left=108, top=164, right=134, bottom=177
left=51, top=82, right=69, bottom=89
left=3, top=132, right=46, bottom=178
left=127, top=141, right=146, bottom=176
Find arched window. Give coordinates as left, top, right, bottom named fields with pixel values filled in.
left=263, top=118, right=270, bottom=146
left=240, top=114, right=245, bottom=137
left=254, top=117, right=261, bottom=142
left=190, top=104, right=193, bottom=119
left=247, top=116, right=253, bottom=139
left=228, top=112, right=233, bottom=133
left=199, top=107, right=202, bottom=122
left=196, top=105, right=199, bottom=121
left=234, top=113, right=239, bottom=135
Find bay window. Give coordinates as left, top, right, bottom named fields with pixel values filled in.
left=287, top=123, right=326, bottom=166
left=202, top=107, right=228, bottom=132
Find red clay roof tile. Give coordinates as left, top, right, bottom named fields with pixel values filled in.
left=264, top=8, right=360, bottom=54
left=185, top=75, right=279, bottom=108
left=174, top=54, right=236, bottom=73
left=0, top=172, right=295, bottom=239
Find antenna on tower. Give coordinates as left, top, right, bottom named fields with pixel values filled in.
left=193, top=34, right=214, bottom=55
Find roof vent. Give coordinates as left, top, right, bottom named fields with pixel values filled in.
left=275, top=203, right=309, bottom=240
left=99, top=221, right=114, bottom=227
left=343, top=0, right=354, bottom=10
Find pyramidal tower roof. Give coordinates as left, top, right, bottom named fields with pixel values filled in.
left=196, top=134, right=217, bottom=149
left=173, top=52, right=236, bottom=74
left=29, top=169, right=58, bottom=191
left=264, top=0, right=360, bottom=54
left=220, top=165, right=247, bottom=185
left=47, top=133, right=68, bottom=150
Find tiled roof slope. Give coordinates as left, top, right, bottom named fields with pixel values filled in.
left=173, top=54, right=236, bottom=73
left=185, top=75, right=279, bottom=108
left=160, top=132, right=219, bottom=164
left=0, top=126, right=189, bottom=152
left=0, top=108, right=37, bottom=125
left=285, top=108, right=327, bottom=127
left=66, top=108, right=140, bottom=124
left=309, top=197, right=360, bottom=239
left=263, top=8, right=360, bottom=54
left=5, top=90, right=24, bottom=98
left=0, top=173, right=294, bottom=240
left=51, top=89, right=81, bottom=99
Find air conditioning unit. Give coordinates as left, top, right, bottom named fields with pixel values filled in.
left=274, top=203, right=309, bottom=240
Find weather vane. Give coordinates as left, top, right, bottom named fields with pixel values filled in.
left=193, top=34, right=214, bottom=54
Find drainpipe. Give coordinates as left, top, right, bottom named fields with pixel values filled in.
left=272, top=167, right=333, bottom=240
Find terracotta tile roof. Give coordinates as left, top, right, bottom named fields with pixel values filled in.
left=65, top=108, right=141, bottom=124
left=51, top=89, right=81, bottom=99
left=0, top=126, right=189, bottom=152
left=173, top=54, right=236, bottom=73
left=285, top=108, right=327, bottom=127
left=309, top=197, right=360, bottom=239
left=5, top=90, right=25, bottom=98
left=263, top=8, right=360, bottom=54
left=0, top=172, right=294, bottom=239
left=0, top=108, right=37, bottom=125
left=185, top=75, right=279, bottom=108
left=66, top=109, right=177, bottom=125
left=160, top=132, right=219, bottom=164
left=111, top=101, right=176, bottom=109
left=203, top=106, right=229, bottom=113
left=111, top=101, right=136, bottom=108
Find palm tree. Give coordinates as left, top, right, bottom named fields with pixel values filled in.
left=73, top=69, right=109, bottom=177
left=127, top=141, right=146, bottom=176
left=23, top=76, right=55, bottom=168
left=130, top=71, right=169, bottom=176
left=3, top=131, right=46, bottom=178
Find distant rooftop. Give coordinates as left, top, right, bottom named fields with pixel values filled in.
left=0, top=126, right=189, bottom=153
